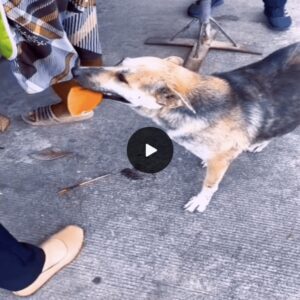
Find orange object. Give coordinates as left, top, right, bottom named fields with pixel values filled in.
left=67, top=85, right=103, bottom=116
left=52, top=79, right=103, bottom=116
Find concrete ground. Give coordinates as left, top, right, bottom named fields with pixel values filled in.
left=0, top=0, right=300, bottom=299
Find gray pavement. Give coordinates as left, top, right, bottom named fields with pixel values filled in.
left=0, top=0, right=300, bottom=299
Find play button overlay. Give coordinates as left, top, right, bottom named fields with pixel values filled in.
left=145, top=144, right=157, bottom=157
left=127, top=127, right=173, bottom=174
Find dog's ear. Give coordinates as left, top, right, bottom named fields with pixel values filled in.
left=155, top=85, right=196, bottom=114
left=164, top=56, right=184, bottom=66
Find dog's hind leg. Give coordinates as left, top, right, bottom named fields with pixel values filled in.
left=247, top=140, right=270, bottom=153
left=184, top=150, right=240, bottom=213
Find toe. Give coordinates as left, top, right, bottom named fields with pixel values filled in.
left=184, top=198, right=199, bottom=212
left=197, top=203, right=208, bottom=212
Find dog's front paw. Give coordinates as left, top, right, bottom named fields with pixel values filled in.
left=184, top=195, right=210, bottom=213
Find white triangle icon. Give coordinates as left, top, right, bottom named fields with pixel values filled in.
left=145, top=144, right=157, bottom=158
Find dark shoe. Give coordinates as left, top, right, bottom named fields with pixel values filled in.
left=187, top=0, right=224, bottom=18
left=264, top=6, right=292, bottom=30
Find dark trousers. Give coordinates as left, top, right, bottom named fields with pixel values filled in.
left=0, top=224, right=45, bottom=291
left=263, top=0, right=287, bottom=7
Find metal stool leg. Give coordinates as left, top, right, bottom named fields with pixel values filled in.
left=145, top=0, right=262, bottom=72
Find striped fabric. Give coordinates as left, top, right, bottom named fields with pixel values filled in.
left=3, top=0, right=102, bottom=93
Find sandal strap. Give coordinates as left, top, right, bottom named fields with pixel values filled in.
left=35, top=106, right=57, bottom=123
left=22, top=106, right=94, bottom=126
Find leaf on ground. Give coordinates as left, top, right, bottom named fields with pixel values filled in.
left=0, top=115, right=10, bottom=133
left=29, top=147, right=73, bottom=161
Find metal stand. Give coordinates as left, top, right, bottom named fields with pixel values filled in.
left=145, top=0, right=261, bottom=72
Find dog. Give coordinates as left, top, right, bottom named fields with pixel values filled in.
left=77, top=42, right=300, bottom=213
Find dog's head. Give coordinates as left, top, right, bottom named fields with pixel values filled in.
left=76, top=56, right=198, bottom=113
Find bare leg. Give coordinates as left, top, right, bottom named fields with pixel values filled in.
left=51, top=80, right=74, bottom=118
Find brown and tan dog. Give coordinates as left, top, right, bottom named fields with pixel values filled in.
left=77, top=42, right=300, bottom=213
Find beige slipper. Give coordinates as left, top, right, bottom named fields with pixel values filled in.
left=21, top=105, right=94, bottom=126
left=13, top=225, right=84, bottom=297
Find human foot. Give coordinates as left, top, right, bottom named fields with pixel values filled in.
left=13, top=226, right=84, bottom=297
left=264, top=6, right=292, bottom=30
left=21, top=105, right=94, bottom=126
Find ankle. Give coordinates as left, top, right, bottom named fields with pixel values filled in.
left=264, top=6, right=286, bottom=17
left=51, top=102, right=70, bottom=117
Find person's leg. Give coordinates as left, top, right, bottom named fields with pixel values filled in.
left=51, top=1, right=104, bottom=119
left=4, top=0, right=103, bottom=125
left=263, top=0, right=287, bottom=8
left=0, top=224, right=84, bottom=297
left=263, top=0, right=292, bottom=30
left=0, top=224, right=45, bottom=291
left=187, top=0, right=224, bottom=18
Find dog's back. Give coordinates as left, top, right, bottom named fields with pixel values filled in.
left=217, top=42, right=300, bottom=142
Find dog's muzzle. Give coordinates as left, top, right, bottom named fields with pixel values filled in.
left=72, top=67, right=130, bottom=104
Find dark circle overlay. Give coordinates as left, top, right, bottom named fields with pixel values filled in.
left=127, top=127, right=174, bottom=174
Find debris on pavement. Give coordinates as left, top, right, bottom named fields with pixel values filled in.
left=0, top=115, right=10, bottom=132
left=120, top=168, right=145, bottom=180
left=59, top=174, right=111, bottom=196
left=29, top=147, right=73, bottom=161
left=92, top=277, right=102, bottom=285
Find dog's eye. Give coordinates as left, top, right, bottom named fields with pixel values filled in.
left=117, top=73, right=129, bottom=84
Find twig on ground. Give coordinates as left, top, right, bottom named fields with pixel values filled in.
left=58, top=174, right=111, bottom=196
